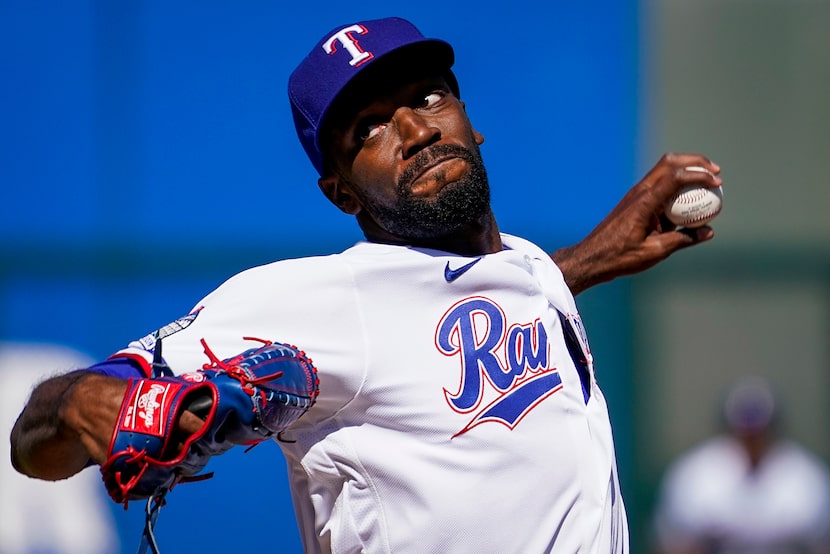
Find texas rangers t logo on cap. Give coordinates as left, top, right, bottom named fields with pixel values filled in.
left=322, top=24, right=374, bottom=67
left=289, top=17, right=456, bottom=175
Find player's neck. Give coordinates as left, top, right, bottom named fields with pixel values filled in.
left=364, top=212, right=503, bottom=256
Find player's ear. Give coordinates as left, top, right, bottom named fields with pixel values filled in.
left=473, top=128, right=484, bottom=146
left=318, top=175, right=362, bottom=215
left=460, top=102, right=485, bottom=146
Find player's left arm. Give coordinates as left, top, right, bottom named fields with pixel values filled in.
left=12, top=337, right=319, bottom=506
left=552, top=152, right=722, bottom=295
left=97, top=337, right=320, bottom=505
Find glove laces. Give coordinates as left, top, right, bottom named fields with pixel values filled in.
left=199, top=337, right=286, bottom=395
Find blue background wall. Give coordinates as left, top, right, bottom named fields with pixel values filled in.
left=1, top=2, right=639, bottom=552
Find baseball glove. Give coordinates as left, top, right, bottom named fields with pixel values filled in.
left=101, top=337, right=319, bottom=505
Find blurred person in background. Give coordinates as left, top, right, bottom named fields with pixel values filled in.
left=0, top=342, right=119, bottom=554
left=652, top=376, right=830, bottom=554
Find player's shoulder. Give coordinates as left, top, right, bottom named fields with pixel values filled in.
left=213, top=249, right=357, bottom=291
left=500, top=233, right=563, bottom=275
left=500, top=233, right=548, bottom=256
left=668, top=437, right=742, bottom=478
left=500, top=232, right=574, bottom=303
left=199, top=241, right=410, bottom=302
left=771, top=440, right=830, bottom=477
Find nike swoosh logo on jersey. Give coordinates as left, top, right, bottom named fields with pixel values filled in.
left=444, top=257, right=482, bottom=282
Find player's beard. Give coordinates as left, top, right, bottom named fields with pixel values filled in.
left=360, top=143, right=491, bottom=240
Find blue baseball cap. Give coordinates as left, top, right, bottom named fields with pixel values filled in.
left=288, top=17, right=458, bottom=175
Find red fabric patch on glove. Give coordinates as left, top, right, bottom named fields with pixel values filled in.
left=119, top=380, right=184, bottom=438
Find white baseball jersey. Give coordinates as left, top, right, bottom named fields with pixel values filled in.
left=116, top=233, right=629, bottom=553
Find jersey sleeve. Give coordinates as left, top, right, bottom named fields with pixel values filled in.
left=104, top=253, right=369, bottom=423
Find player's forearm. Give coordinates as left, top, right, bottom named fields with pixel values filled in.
left=551, top=243, right=613, bottom=296
left=553, top=154, right=722, bottom=296
left=10, top=371, right=125, bottom=480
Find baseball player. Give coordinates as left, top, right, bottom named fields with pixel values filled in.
left=653, top=377, right=830, bottom=553
left=10, top=17, right=722, bottom=553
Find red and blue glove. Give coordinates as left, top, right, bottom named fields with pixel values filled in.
left=100, top=337, right=319, bottom=505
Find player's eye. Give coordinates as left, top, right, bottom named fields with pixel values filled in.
left=357, top=121, right=388, bottom=142
left=417, top=91, right=445, bottom=110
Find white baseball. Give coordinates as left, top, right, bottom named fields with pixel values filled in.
left=664, top=166, right=723, bottom=228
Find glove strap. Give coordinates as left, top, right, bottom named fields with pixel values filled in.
left=137, top=492, right=166, bottom=554
left=151, top=335, right=174, bottom=378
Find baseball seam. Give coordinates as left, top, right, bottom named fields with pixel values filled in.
left=681, top=205, right=721, bottom=224
left=673, top=189, right=710, bottom=204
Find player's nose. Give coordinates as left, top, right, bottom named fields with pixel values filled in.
left=394, top=107, right=440, bottom=159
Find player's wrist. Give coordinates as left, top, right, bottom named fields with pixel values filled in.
left=61, top=373, right=129, bottom=464
left=86, top=357, right=146, bottom=380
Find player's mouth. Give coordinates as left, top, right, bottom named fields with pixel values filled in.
left=408, top=157, right=468, bottom=195
left=400, top=145, right=473, bottom=195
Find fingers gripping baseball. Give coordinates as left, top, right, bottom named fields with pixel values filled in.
left=621, top=153, right=722, bottom=245
left=100, top=337, right=319, bottom=505
left=647, top=153, right=721, bottom=196
left=555, top=153, right=722, bottom=294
